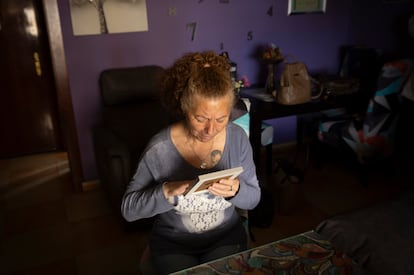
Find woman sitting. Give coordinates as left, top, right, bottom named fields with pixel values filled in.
left=121, top=51, right=261, bottom=275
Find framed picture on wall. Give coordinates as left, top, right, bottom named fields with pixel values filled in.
left=288, top=0, right=327, bottom=15
left=383, top=0, right=413, bottom=2
left=69, top=0, right=149, bottom=36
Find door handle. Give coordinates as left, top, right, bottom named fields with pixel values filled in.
left=33, top=51, right=42, bottom=77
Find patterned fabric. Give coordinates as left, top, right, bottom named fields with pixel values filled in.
left=232, top=109, right=274, bottom=146
left=318, top=59, right=414, bottom=163
left=171, top=231, right=357, bottom=274
left=175, top=192, right=232, bottom=233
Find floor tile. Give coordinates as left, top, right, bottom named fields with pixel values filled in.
left=70, top=214, right=144, bottom=254
left=64, top=189, right=113, bottom=223
left=1, top=173, right=70, bottom=211
left=0, top=223, right=74, bottom=274
left=2, top=200, right=67, bottom=236
left=75, top=240, right=141, bottom=275
left=15, top=258, right=78, bottom=275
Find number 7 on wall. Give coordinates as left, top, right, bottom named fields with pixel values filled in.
left=186, top=22, right=197, bottom=41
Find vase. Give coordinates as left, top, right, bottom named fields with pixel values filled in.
left=265, top=63, right=276, bottom=95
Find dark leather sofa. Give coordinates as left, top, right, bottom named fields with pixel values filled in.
left=316, top=190, right=414, bottom=275
left=93, top=65, right=170, bottom=222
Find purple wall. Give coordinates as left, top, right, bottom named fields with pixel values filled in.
left=57, top=0, right=412, bottom=181
left=349, top=0, right=414, bottom=59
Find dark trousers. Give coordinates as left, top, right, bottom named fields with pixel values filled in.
left=152, top=243, right=245, bottom=275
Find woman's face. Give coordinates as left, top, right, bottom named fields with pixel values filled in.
left=186, top=93, right=233, bottom=143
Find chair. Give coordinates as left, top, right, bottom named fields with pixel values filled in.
left=290, top=46, right=384, bottom=183
left=93, top=65, right=170, bottom=222
left=316, top=59, right=414, bottom=183
left=339, top=46, right=384, bottom=90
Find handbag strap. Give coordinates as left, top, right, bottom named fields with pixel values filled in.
left=282, top=54, right=299, bottom=64
left=280, top=54, right=299, bottom=87
left=281, top=63, right=291, bottom=87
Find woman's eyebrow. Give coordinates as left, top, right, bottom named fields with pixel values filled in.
left=219, top=113, right=231, bottom=118
left=216, top=116, right=228, bottom=120
left=194, top=114, right=229, bottom=120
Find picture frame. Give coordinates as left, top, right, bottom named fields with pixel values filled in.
left=68, top=0, right=148, bottom=36
left=184, top=166, right=243, bottom=197
left=383, top=0, right=413, bottom=2
left=288, top=0, right=327, bottom=15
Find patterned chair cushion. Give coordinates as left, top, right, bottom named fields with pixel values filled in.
left=318, top=59, right=414, bottom=163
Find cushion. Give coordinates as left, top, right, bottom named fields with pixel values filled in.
left=100, top=65, right=165, bottom=105
left=315, top=191, right=414, bottom=275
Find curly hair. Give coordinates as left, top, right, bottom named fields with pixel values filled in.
left=161, top=51, right=234, bottom=117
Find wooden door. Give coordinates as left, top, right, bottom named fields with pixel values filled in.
left=0, top=0, right=61, bottom=158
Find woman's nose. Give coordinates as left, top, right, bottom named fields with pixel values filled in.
left=205, top=121, right=215, bottom=134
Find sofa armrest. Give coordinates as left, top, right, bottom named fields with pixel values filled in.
left=93, top=126, right=132, bottom=210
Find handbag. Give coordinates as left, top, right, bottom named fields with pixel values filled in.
left=276, top=61, right=311, bottom=105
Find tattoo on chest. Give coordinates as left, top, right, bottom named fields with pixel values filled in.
left=210, top=149, right=222, bottom=166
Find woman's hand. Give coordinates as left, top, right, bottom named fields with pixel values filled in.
left=163, top=180, right=191, bottom=199
left=209, top=177, right=239, bottom=198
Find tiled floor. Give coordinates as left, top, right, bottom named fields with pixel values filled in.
left=0, top=145, right=408, bottom=274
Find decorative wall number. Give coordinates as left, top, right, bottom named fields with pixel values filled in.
left=186, top=22, right=197, bottom=41
left=247, top=31, right=253, bottom=41
left=168, top=7, right=177, bottom=16
left=267, top=6, right=273, bottom=16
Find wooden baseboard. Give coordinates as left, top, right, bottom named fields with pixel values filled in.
left=271, top=141, right=297, bottom=152
left=81, top=180, right=100, bottom=192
